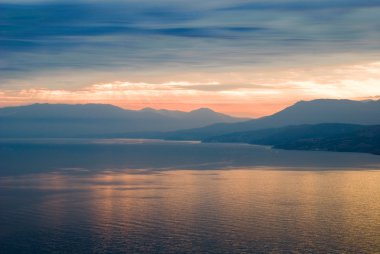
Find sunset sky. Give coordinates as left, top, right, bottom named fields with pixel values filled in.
left=1, top=0, right=380, bottom=117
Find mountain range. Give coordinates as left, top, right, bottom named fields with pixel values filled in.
left=162, top=99, right=380, bottom=140
left=203, top=123, right=380, bottom=155
left=1, top=99, right=380, bottom=155
left=0, top=103, right=245, bottom=138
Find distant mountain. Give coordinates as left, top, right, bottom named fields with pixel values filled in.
left=162, top=99, right=380, bottom=140
left=0, top=104, right=246, bottom=138
left=203, top=123, right=365, bottom=144
left=203, top=123, right=380, bottom=155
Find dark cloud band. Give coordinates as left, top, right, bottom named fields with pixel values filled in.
left=1, top=0, right=379, bottom=81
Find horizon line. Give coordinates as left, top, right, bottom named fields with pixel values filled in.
left=1, top=98, right=379, bottom=118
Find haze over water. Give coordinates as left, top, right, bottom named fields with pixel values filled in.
left=2, top=0, right=380, bottom=252
left=1, top=139, right=380, bottom=253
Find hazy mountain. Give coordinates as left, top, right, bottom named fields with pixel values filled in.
left=0, top=103, right=246, bottom=138
left=203, top=123, right=380, bottom=155
left=162, top=99, right=380, bottom=140
left=203, top=123, right=365, bottom=144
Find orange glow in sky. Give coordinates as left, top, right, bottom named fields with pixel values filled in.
left=1, top=61, right=379, bottom=117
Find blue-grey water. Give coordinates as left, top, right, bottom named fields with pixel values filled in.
left=1, top=139, right=380, bottom=253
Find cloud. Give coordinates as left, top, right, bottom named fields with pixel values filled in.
left=172, top=83, right=275, bottom=91
left=1, top=1, right=379, bottom=72
left=0, top=0, right=379, bottom=109
left=76, top=81, right=277, bottom=93
left=1, top=61, right=379, bottom=117
left=0, top=80, right=284, bottom=117
left=221, top=0, right=380, bottom=12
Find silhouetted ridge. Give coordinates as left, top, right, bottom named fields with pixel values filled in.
left=162, top=99, right=380, bottom=140
left=190, top=108, right=215, bottom=113
left=203, top=123, right=380, bottom=155
left=0, top=103, right=245, bottom=137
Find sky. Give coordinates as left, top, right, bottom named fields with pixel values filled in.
left=1, top=0, right=380, bottom=117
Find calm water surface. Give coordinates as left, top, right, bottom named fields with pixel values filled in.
left=0, top=139, right=380, bottom=253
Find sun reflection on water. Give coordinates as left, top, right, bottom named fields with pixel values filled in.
left=0, top=169, right=380, bottom=253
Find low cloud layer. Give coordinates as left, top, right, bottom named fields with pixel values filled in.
left=1, top=62, right=379, bottom=117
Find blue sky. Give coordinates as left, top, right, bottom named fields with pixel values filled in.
left=1, top=0, right=380, bottom=116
